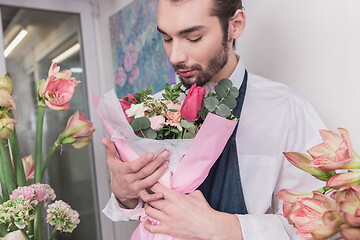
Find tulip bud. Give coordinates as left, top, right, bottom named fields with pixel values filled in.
left=327, top=172, right=360, bottom=189
left=22, top=155, right=35, bottom=180
left=0, top=89, right=16, bottom=109
left=0, top=74, right=13, bottom=95
left=0, top=117, right=17, bottom=139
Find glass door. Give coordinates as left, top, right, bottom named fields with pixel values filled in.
left=1, top=5, right=100, bottom=240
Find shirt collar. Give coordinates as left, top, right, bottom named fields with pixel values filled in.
left=204, top=56, right=245, bottom=93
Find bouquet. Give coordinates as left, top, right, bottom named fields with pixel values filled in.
left=0, top=63, right=95, bottom=240
left=94, top=79, right=240, bottom=240
left=277, top=128, right=360, bottom=240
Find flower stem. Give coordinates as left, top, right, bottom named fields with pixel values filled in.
left=0, top=140, right=17, bottom=196
left=34, top=205, right=43, bottom=240
left=9, top=111, right=26, bottom=186
left=41, top=141, right=59, bottom=178
left=49, top=227, right=57, bottom=240
left=34, top=105, right=46, bottom=183
left=20, top=229, right=30, bottom=240
left=0, top=141, right=10, bottom=201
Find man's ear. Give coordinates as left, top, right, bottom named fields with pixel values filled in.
left=228, top=9, right=246, bottom=40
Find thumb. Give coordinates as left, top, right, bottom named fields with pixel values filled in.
left=101, top=138, right=120, bottom=164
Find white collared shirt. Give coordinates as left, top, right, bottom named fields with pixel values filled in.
left=103, top=59, right=326, bottom=240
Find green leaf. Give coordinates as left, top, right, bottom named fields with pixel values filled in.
left=170, top=128, right=180, bottom=134
left=215, top=104, right=231, bottom=117
left=222, top=96, right=237, bottom=109
left=166, top=83, right=171, bottom=90
left=168, top=109, right=178, bottom=112
left=229, top=87, right=239, bottom=99
left=218, top=78, right=233, bottom=88
left=133, top=93, right=140, bottom=102
left=165, top=88, right=171, bottom=95
left=162, top=94, right=170, bottom=100
left=215, top=84, right=228, bottom=100
left=204, top=97, right=219, bottom=112
left=198, top=105, right=209, bottom=120
left=131, top=117, right=151, bottom=132
left=160, top=101, right=168, bottom=109
left=149, top=109, right=155, bottom=117
left=183, top=131, right=195, bottom=139
left=181, top=119, right=196, bottom=134
left=142, top=128, right=157, bottom=139
left=146, top=88, right=153, bottom=94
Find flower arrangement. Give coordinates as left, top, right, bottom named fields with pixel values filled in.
left=0, top=63, right=95, bottom=240
left=119, top=78, right=239, bottom=140
left=277, top=128, right=360, bottom=240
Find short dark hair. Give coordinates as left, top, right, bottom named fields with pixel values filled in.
left=210, top=0, right=243, bottom=48
left=169, top=0, right=243, bottom=48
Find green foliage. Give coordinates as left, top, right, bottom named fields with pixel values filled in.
left=162, top=82, right=183, bottom=104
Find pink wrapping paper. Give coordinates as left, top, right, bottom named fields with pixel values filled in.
left=93, top=90, right=237, bottom=240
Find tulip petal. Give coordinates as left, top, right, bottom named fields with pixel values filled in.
left=319, top=129, right=343, bottom=152
left=327, top=172, right=360, bottom=189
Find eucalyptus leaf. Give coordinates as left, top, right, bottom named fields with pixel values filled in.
left=218, top=78, right=232, bottom=88
left=229, top=87, right=239, bottom=99
left=183, top=131, right=195, bottom=139
left=215, top=85, right=227, bottom=100
left=215, top=104, right=231, bottom=117
left=204, top=97, right=219, bottom=112
left=222, top=96, right=237, bottom=109
left=181, top=120, right=196, bottom=134
left=142, top=128, right=157, bottom=139
left=131, top=117, right=151, bottom=132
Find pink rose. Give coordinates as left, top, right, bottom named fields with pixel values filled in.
left=164, top=100, right=182, bottom=131
left=119, top=93, right=136, bottom=123
left=115, top=67, right=127, bottom=87
left=39, top=63, right=80, bottom=111
left=149, top=115, right=165, bottom=131
left=61, top=111, right=95, bottom=149
left=181, top=84, right=205, bottom=121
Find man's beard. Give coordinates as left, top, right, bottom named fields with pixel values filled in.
left=174, top=40, right=229, bottom=89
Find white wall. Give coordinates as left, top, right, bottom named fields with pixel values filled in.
left=238, top=0, right=360, bottom=146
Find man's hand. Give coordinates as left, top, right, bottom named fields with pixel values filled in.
left=144, top=183, right=243, bottom=240
left=102, top=138, right=169, bottom=209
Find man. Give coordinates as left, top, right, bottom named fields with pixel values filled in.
left=102, top=0, right=325, bottom=239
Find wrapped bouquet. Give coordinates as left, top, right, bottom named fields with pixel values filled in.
left=94, top=79, right=240, bottom=240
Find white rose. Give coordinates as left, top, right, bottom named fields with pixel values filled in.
left=125, top=102, right=149, bottom=118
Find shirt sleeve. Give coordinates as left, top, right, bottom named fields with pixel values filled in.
left=102, top=193, right=143, bottom=221
left=237, top=96, right=327, bottom=240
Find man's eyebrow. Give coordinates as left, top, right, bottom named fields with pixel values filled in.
left=157, top=25, right=205, bottom=36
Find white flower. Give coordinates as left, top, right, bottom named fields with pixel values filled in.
left=125, top=102, right=149, bottom=118
left=46, top=200, right=80, bottom=233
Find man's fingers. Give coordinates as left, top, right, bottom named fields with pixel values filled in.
left=138, top=189, right=163, bottom=202
left=127, top=152, right=155, bottom=173
left=145, top=203, right=167, bottom=222
left=101, top=138, right=119, bottom=164
left=136, top=150, right=170, bottom=179
left=137, top=161, right=169, bottom=190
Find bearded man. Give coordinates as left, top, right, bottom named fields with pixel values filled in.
left=102, top=0, right=325, bottom=239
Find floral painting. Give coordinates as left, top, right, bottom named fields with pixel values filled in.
left=109, top=0, right=176, bottom=98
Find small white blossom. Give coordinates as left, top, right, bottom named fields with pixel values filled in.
left=125, top=102, right=149, bottom=118
left=46, top=200, right=80, bottom=233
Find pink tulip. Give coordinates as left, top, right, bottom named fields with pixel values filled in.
left=61, top=111, right=95, bottom=149
left=0, top=117, right=17, bottom=139
left=331, top=186, right=360, bottom=227
left=119, top=93, right=136, bottom=123
left=308, top=128, right=360, bottom=171
left=289, top=192, right=343, bottom=239
left=181, top=84, right=205, bottom=122
left=283, top=152, right=335, bottom=181
left=0, top=89, right=16, bottom=109
left=149, top=115, right=165, bottom=131
left=22, top=155, right=35, bottom=180
left=276, top=189, right=313, bottom=224
left=38, top=63, right=80, bottom=111
left=327, top=172, right=360, bottom=189
left=0, top=74, right=13, bottom=95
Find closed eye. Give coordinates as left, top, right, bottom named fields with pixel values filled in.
left=188, top=36, right=202, bottom=43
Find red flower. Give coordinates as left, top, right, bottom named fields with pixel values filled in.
left=181, top=84, right=205, bottom=121
left=119, top=93, right=136, bottom=123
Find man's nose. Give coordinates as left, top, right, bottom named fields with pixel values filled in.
left=169, top=40, right=187, bottom=66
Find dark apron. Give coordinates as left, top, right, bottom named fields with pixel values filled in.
left=197, top=70, right=248, bottom=214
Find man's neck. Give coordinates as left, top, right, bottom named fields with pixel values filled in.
left=210, top=51, right=239, bottom=84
